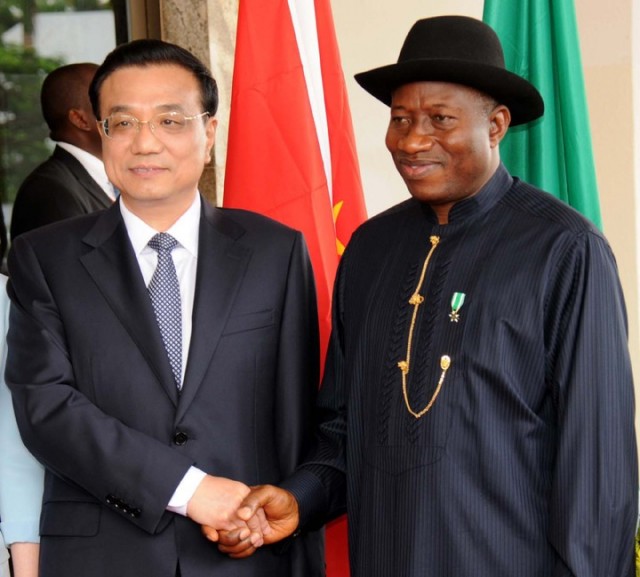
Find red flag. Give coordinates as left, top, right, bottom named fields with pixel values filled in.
left=223, top=1, right=366, bottom=574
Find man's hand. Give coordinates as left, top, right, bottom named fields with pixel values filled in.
left=206, top=484, right=300, bottom=559
left=186, top=475, right=254, bottom=542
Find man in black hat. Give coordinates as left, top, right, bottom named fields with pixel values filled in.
left=212, top=15, right=637, bottom=576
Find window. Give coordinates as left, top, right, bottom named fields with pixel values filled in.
left=0, top=0, right=127, bottom=266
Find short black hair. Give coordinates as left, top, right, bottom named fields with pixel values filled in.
left=89, top=39, right=218, bottom=119
left=41, top=63, right=98, bottom=133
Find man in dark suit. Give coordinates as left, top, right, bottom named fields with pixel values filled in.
left=10, top=63, right=114, bottom=240
left=5, top=40, right=323, bottom=577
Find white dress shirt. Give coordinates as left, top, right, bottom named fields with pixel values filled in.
left=120, top=194, right=206, bottom=516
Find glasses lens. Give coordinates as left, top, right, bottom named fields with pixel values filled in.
left=154, top=112, right=189, bottom=134
left=104, top=114, right=137, bottom=138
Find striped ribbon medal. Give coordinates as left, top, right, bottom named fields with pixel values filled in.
left=449, top=292, right=465, bottom=323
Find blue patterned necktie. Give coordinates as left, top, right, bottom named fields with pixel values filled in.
left=147, top=233, right=182, bottom=389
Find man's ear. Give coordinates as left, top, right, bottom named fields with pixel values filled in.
left=489, top=104, right=511, bottom=148
left=68, top=108, right=93, bottom=132
left=205, top=116, right=217, bottom=162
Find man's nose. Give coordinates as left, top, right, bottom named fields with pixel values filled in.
left=398, top=124, right=436, bottom=152
left=130, top=120, right=163, bottom=152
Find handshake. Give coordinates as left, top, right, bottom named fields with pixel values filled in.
left=185, top=475, right=299, bottom=558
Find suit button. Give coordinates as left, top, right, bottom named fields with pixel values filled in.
left=173, top=431, right=188, bottom=446
left=130, top=508, right=142, bottom=518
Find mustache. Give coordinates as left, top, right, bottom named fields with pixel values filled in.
left=394, top=153, right=442, bottom=164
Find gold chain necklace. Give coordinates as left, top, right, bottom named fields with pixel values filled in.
left=397, top=235, right=451, bottom=419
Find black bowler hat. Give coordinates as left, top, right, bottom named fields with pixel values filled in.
left=354, top=15, right=544, bottom=126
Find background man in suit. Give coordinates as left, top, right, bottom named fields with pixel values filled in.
left=215, top=16, right=638, bottom=577
left=5, top=39, right=323, bottom=577
left=10, top=63, right=114, bottom=240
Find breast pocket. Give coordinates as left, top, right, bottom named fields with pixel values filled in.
left=365, top=362, right=461, bottom=475
left=222, top=309, right=274, bottom=336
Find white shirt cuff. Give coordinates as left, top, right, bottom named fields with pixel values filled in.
left=166, top=467, right=207, bottom=516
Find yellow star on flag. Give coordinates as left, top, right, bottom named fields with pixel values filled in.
left=333, top=200, right=345, bottom=255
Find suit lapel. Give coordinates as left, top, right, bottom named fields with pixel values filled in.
left=79, top=204, right=180, bottom=405
left=177, top=202, right=252, bottom=420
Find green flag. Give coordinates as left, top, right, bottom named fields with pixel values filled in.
left=483, top=0, right=602, bottom=229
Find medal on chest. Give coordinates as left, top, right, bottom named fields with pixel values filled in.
left=449, top=292, right=466, bottom=322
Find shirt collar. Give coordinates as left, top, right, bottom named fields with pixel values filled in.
left=420, top=163, right=513, bottom=224
left=120, top=193, right=201, bottom=258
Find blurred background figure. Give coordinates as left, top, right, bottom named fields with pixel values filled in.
left=10, top=62, right=114, bottom=241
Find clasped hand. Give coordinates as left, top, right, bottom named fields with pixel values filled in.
left=186, top=475, right=268, bottom=547
left=200, top=484, right=300, bottom=559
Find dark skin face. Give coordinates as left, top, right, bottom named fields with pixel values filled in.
left=385, top=81, right=510, bottom=224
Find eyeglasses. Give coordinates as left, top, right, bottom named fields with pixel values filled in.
left=99, top=111, right=209, bottom=140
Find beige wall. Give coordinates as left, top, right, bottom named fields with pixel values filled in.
left=575, top=1, right=639, bottom=393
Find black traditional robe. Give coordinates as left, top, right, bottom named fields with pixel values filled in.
left=285, top=165, right=637, bottom=576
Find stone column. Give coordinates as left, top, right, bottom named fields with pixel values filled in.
left=159, top=0, right=218, bottom=204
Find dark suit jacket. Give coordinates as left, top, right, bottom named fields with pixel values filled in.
left=5, top=199, right=324, bottom=577
left=10, top=145, right=112, bottom=240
